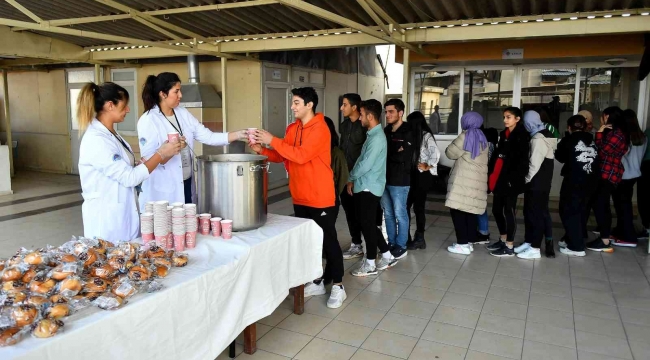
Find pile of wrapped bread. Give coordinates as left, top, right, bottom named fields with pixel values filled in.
left=0, top=237, right=188, bottom=346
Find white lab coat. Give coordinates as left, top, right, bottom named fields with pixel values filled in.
left=79, top=120, right=150, bottom=242
left=137, top=105, right=229, bottom=208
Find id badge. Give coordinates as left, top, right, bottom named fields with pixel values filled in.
left=181, top=147, right=192, bottom=180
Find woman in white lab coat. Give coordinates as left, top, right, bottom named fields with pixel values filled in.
left=137, top=72, right=247, bottom=207
left=78, top=82, right=181, bottom=242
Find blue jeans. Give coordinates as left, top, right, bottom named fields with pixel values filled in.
left=478, top=209, right=489, bottom=235
left=381, top=185, right=410, bottom=249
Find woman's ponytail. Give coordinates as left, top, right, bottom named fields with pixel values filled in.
left=142, top=75, right=158, bottom=112
left=77, top=82, right=99, bottom=135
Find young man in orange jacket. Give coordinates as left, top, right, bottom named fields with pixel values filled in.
left=251, top=87, right=346, bottom=309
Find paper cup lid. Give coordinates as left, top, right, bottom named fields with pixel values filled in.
left=221, top=219, right=233, bottom=223
left=210, top=217, right=222, bottom=221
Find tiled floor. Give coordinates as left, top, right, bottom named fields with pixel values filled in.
left=2, top=171, right=650, bottom=360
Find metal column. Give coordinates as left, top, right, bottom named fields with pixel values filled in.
left=2, top=70, right=13, bottom=177
left=221, top=57, right=228, bottom=132
left=401, top=48, right=410, bottom=114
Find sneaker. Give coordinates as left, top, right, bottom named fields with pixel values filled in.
left=391, top=247, right=408, bottom=260
left=304, top=281, right=326, bottom=297
left=638, top=229, right=650, bottom=240
left=486, top=240, right=506, bottom=251
left=326, top=285, right=347, bottom=309
left=471, top=233, right=490, bottom=245
left=517, top=248, right=541, bottom=260
left=351, top=261, right=378, bottom=277
left=611, top=237, right=638, bottom=248
left=343, top=244, right=364, bottom=259
left=490, top=246, right=515, bottom=257
left=586, top=239, right=614, bottom=253
left=591, top=229, right=601, bottom=235
left=447, top=243, right=472, bottom=255
left=558, top=240, right=568, bottom=249
left=514, top=243, right=532, bottom=254
left=376, top=255, right=398, bottom=270
left=559, top=247, right=586, bottom=257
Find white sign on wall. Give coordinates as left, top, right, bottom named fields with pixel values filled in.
left=272, top=70, right=282, bottom=80
left=502, top=48, right=524, bottom=60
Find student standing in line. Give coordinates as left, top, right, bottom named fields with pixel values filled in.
left=557, top=115, right=598, bottom=257
left=476, top=126, right=498, bottom=244
left=445, top=112, right=489, bottom=255
left=610, top=110, right=647, bottom=248
left=638, top=125, right=650, bottom=239
left=405, top=111, right=440, bottom=250
left=486, top=107, right=531, bottom=257
left=515, top=111, right=557, bottom=259
left=586, top=107, right=629, bottom=253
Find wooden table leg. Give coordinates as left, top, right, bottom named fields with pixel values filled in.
left=243, top=324, right=257, bottom=355
left=293, top=284, right=304, bottom=315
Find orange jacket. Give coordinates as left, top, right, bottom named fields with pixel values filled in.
left=261, top=113, right=335, bottom=208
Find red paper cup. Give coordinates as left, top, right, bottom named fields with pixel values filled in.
left=221, top=219, right=233, bottom=240
left=167, top=132, right=180, bottom=143
left=210, top=217, right=222, bottom=237
left=174, top=234, right=185, bottom=251
left=166, top=233, right=174, bottom=249
left=200, top=223, right=210, bottom=235
left=186, top=231, right=197, bottom=248
left=155, top=235, right=166, bottom=247
left=142, top=233, right=154, bottom=244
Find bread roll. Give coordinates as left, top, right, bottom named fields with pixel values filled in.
left=33, top=319, right=63, bottom=338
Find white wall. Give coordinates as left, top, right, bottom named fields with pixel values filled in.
left=324, top=70, right=357, bottom=132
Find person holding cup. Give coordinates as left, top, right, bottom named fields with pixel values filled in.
left=137, top=72, right=249, bottom=206
left=77, top=82, right=182, bottom=243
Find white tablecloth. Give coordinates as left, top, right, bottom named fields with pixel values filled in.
left=1, top=214, right=323, bottom=360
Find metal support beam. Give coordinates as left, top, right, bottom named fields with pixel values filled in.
left=5, top=0, right=42, bottom=23
left=94, top=64, right=101, bottom=83
left=2, top=70, right=14, bottom=176
left=402, top=49, right=410, bottom=114
left=276, top=0, right=433, bottom=58
left=132, top=16, right=183, bottom=40
left=356, top=0, right=390, bottom=36
left=221, top=58, right=228, bottom=132
left=365, top=0, right=404, bottom=34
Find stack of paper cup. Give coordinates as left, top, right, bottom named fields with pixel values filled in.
left=141, top=212, right=154, bottom=244
left=199, top=213, right=211, bottom=235
left=210, top=217, right=222, bottom=237
left=166, top=206, right=174, bottom=249
left=145, top=201, right=155, bottom=214
left=153, top=201, right=169, bottom=247
left=221, top=219, right=233, bottom=240
left=171, top=208, right=186, bottom=251
left=171, top=202, right=184, bottom=208
left=183, top=204, right=198, bottom=248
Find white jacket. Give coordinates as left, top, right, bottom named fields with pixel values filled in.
left=79, top=120, right=150, bottom=242
left=137, top=105, right=229, bottom=207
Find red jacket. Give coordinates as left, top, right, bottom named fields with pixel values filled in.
left=261, top=113, right=335, bottom=208
left=595, top=128, right=628, bottom=185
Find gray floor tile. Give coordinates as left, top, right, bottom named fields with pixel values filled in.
left=618, top=306, right=650, bottom=326
left=401, top=285, right=445, bottom=304
left=522, top=340, right=577, bottom=360
left=366, top=279, right=409, bottom=297
left=276, top=313, right=332, bottom=336
left=410, top=273, right=453, bottom=291
left=487, top=286, right=530, bottom=305
left=294, top=338, right=357, bottom=360
left=570, top=276, right=611, bottom=292
left=530, top=280, right=572, bottom=298
left=528, top=292, right=573, bottom=313
left=408, top=339, right=467, bottom=360
left=376, top=312, right=429, bottom=338
left=378, top=269, right=418, bottom=285
left=350, top=349, right=402, bottom=360
left=455, top=268, right=496, bottom=284
left=492, top=275, right=532, bottom=291
left=448, top=278, right=491, bottom=297
left=335, top=303, right=388, bottom=328
left=614, top=295, right=650, bottom=311
left=256, top=328, right=314, bottom=358
left=421, top=321, right=474, bottom=348
left=481, top=299, right=528, bottom=320
left=571, top=288, right=616, bottom=306
left=524, top=321, right=576, bottom=349
left=440, top=291, right=486, bottom=312
left=236, top=349, right=291, bottom=360
left=354, top=291, right=400, bottom=311
left=622, top=321, right=650, bottom=343
left=575, top=331, right=633, bottom=359
left=577, top=350, right=628, bottom=360
left=476, top=313, right=525, bottom=339
left=432, top=305, right=480, bottom=329
left=465, top=350, right=514, bottom=360
left=525, top=306, right=574, bottom=330
left=360, top=329, right=418, bottom=360
left=259, top=307, right=293, bottom=327
left=316, top=320, right=373, bottom=347
left=571, top=300, right=620, bottom=321
left=629, top=340, right=650, bottom=360
left=573, top=314, right=626, bottom=339
left=420, top=264, right=460, bottom=279
left=469, top=330, right=524, bottom=360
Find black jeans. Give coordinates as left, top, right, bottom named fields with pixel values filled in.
left=638, top=161, right=650, bottom=229
left=449, top=209, right=478, bottom=245
left=492, top=193, right=518, bottom=242
left=560, top=180, right=590, bottom=252
left=582, top=190, right=598, bottom=237
left=612, top=178, right=638, bottom=243
left=294, top=204, right=344, bottom=284
left=340, top=189, right=362, bottom=245
left=184, top=177, right=193, bottom=204
left=354, top=192, right=390, bottom=260
left=524, top=190, right=551, bottom=248
left=593, top=179, right=615, bottom=240
left=407, top=171, right=434, bottom=234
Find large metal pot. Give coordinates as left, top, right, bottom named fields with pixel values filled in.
left=196, top=154, right=268, bottom=231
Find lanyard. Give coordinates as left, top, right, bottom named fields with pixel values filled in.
left=112, top=132, right=134, bottom=158
left=164, top=109, right=183, bottom=136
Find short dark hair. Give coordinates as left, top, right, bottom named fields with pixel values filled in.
left=360, top=100, right=382, bottom=122
left=342, top=93, right=361, bottom=112
left=291, top=87, right=318, bottom=112
left=503, top=106, right=523, bottom=119
left=384, top=98, right=405, bottom=114
left=567, top=115, right=586, bottom=131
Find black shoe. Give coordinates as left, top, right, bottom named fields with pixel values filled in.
left=471, top=232, right=490, bottom=245
left=407, top=232, right=426, bottom=250
left=637, top=229, right=649, bottom=240
left=545, top=239, right=555, bottom=258
left=490, top=246, right=515, bottom=257
left=486, top=240, right=506, bottom=251
left=391, top=247, right=408, bottom=260
left=586, top=239, right=614, bottom=253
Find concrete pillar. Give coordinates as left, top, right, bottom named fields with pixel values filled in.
left=221, top=57, right=228, bottom=132
left=2, top=70, right=13, bottom=177
left=401, top=48, right=410, bottom=114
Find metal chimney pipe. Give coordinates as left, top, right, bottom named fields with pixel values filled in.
left=187, top=54, right=200, bottom=84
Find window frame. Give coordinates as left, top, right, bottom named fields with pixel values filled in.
left=110, top=68, right=138, bottom=137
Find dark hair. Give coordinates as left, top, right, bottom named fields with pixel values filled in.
left=142, top=72, right=181, bottom=112
left=324, top=116, right=339, bottom=149
left=291, top=87, right=318, bottom=112
left=623, top=109, right=646, bottom=146
left=535, top=107, right=551, bottom=124
left=384, top=98, right=405, bottom=114
left=342, top=93, right=361, bottom=112
left=407, top=111, right=435, bottom=167
left=77, top=82, right=129, bottom=134
left=503, top=106, right=523, bottom=119
left=567, top=114, right=587, bottom=131
left=360, top=99, right=382, bottom=122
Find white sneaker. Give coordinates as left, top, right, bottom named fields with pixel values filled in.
left=351, top=261, right=378, bottom=277
left=514, top=243, right=532, bottom=254
left=327, top=285, right=347, bottom=309
left=559, top=247, right=586, bottom=257
left=469, top=244, right=474, bottom=252
left=304, top=281, right=326, bottom=297
left=376, top=255, right=398, bottom=270
left=343, top=244, right=364, bottom=259
left=516, top=248, right=541, bottom=260
left=447, top=243, right=472, bottom=255
left=558, top=240, right=568, bottom=249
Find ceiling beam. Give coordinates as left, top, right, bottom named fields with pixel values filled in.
left=132, top=16, right=183, bottom=40
left=146, top=0, right=277, bottom=16
left=356, top=0, right=390, bottom=36
left=276, top=0, right=433, bottom=58
left=5, top=0, right=42, bottom=23
left=359, top=0, right=404, bottom=34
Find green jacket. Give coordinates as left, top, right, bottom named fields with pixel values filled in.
left=545, top=123, right=560, bottom=138
left=349, top=124, right=387, bottom=197
left=331, top=146, right=349, bottom=196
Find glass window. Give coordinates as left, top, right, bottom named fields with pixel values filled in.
left=578, top=67, right=640, bottom=130
left=413, top=70, right=462, bottom=135
left=111, top=69, right=138, bottom=134
left=463, top=70, right=515, bottom=130
left=69, top=88, right=81, bottom=130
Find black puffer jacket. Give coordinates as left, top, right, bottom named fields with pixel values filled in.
left=556, top=131, right=598, bottom=191
left=339, top=118, right=367, bottom=171
left=489, top=122, right=530, bottom=195
left=385, top=121, right=415, bottom=186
